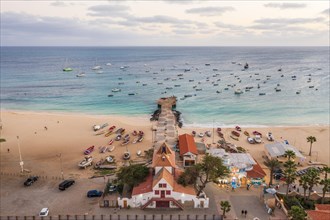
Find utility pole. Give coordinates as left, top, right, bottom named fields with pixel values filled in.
left=212, top=119, right=215, bottom=144
left=17, top=136, right=24, bottom=173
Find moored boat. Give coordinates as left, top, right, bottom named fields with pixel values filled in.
left=84, top=146, right=95, bottom=155
left=123, top=151, right=131, bottom=160
left=108, top=145, right=115, bottom=152
left=108, top=139, right=114, bottom=145
left=99, top=146, right=108, bottom=153
left=78, top=155, right=93, bottom=168
left=106, top=155, right=114, bottom=163
left=137, top=150, right=142, bottom=156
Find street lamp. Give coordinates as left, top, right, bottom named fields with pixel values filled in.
left=17, top=136, right=24, bottom=173
left=58, top=153, right=64, bottom=180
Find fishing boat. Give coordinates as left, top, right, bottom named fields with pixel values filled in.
left=99, top=146, right=108, bottom=153
left=106, top=156, right=114, bottom=163
left=95, top=130, right=105, bottom=136
left=296, top=90, right=301, bottom=94
left=76, top=72, right=85, bottom=77
left=105, top=130, right=113, bottom=137
left=198, top=133, right=204, bottom=138
left=137, top=136, right=143, bottom=142
left=95, top=158, right=105, bottom=167
left=78, top=155, right=93, bottom=168
left=108, top=139, right=114, bottom=145
left=192, top=131, right=196, bottom=137
left=63, top=58, right=73, bottom=72
left=235, top=126, right=242, bottom=132
left=139, top=131, right=144, bottom=136
left=112, top=88, right=121, bottom=92
left=123, top=134, right=130, bottom=141
left=132, top=137, right=139, bottom=144
left=259, top=92, right=266, bottom=96
left=132, top=130, right=138, bottom=136
left=230, top=135, right=239, bottom=141
left=121, top=139, right=130, bottom=146
left=137, top=150, right=142, bottom=156
left=244, top=131, right=250, bottom=137
left=84, top=146, right=95, bottom=155
left=115, top=128, right=123, bottom=134
left=106, top=63, right=112, bottom=66
left=244, top=63, right=249, bottom=69
left=275, top=87, right=281, bottom=92
left=115, top=134, right=122, bottom=141
left=234, top=89, right=243, bottom=95
left=108, top=145, right=115, bottom=152
left=253, top=131, right=262, bottom=137
left=123, top=151, right=131, bottom=160
left=231, top=131, right=240, bottom=137
left=205, top=131, right=212, bottom=137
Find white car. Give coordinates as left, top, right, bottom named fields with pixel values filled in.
left=267, top=132, right=274, bottom=141
left=39, top=208, right=49, bottom=217
left=247, top=137, right=255, bottom=144
left=254, top=135, right=262, bottom=143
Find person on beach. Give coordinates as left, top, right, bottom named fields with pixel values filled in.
left=7, top=148, right=10, bottom=153
left=44, top=126, right=48, bottom=130
left=244, top=210, right=247, bottom=217
left=241, top=210, right=244, bottom=216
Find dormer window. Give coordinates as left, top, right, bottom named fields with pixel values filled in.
left=161, top=146, right=166, bottom=154
left=158, top=183, right=167, bottom=188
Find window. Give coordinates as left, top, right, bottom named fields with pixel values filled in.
left=155, top=190, right=159, bottom=195
left=166, top=190, right=171, bottom=195
left=158, top=183, right=167, bottom=188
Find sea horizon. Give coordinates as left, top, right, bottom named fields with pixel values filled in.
left=1, top=46, right=329, bottom=126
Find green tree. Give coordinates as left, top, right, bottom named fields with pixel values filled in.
left=183, top=155, right=229, bottom=196
left=264, top=158, right=281, bottom=186
left=283, top=151, right=297, bottom=196
left=116, top=164, right=149, bottom=191
left=288, top=205, right=307, bottom=220
left=299, top=175, right=309, bottom=201
left=306, top=136, right=316, bottom=157
left=284, top=150, right=296, bottom=160
left=220, top=201, right=231, bottom=218
left=306, top=168, right=320, bottom=198
left=320, top=178, right=330, bottom=204
left=177, top=166, right=199, bottom=187
left=143, top=148, right=154, bottom=162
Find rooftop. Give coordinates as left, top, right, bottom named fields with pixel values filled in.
left=178, top=134, right=198, bottom=156
left=264, top=142, right=305, bottom=159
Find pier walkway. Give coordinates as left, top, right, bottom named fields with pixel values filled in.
left=154, top=97, right=178, bottom=149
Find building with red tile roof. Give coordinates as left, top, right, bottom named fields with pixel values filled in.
left=307, top=204, right=330, bottom=220
left=178, top=134, right=198, bottom=167
left=118, top=141, right=209, bottom=209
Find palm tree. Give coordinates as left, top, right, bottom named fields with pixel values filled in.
left=284, top=160, right=297, bottom=196
left=299, top=175, right=309, bottom=201
left=264, top=159, right=281, bottom=186
left=306, top=136, right=316, bottom=156
left=320, top=166, right=330, bottom=204
left=220, top=201, right=231, bottom=218
left=320, top=178, right=330, bottom=204
left=284, top=150, right=296, bottom=160
left=306, top=168, right=320, bottom=198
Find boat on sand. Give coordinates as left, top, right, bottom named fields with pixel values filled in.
left=123, top=151, right=131, bottom=160
left=84, top=146, right=95, bottom=155
left=78, top=156, right=93, bottom=168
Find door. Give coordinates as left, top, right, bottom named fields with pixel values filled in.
left=161, top=190, right=165, bottom=198
left=123, top=200, right=127, bottom=208
left=156, top=201, right=169, bottom=208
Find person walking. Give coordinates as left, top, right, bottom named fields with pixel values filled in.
left=241, top=210, right=244, bottom=216
left=244, top=210, right=247, bottom=218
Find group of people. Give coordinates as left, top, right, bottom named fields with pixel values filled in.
left=241, top=210, right=248, bottom=217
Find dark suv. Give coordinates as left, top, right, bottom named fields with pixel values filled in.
left=59, top=179, right=75, bottom=191
left=24, top=176, right=38, bottom=186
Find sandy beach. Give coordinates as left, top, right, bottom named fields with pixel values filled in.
left=0, top=110, right=329, bottom=180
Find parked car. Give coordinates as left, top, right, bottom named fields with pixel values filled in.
left=267, top=132, right=274, bottom=141
left=39, top=208, right=49, bottom=217
left=24, top=176, right=38, bottom=186
left=59, top=179, right=75, bottom=191
left=87, top=190, right=103, bottom=197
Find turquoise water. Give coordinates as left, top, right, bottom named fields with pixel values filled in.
left=1, top=47, right=329, bottom=126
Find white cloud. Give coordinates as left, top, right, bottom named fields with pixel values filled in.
left=264, top=3, right=306, bottom=9
left=186, top=6, right=234, bottom=16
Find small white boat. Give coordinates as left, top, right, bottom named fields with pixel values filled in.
left=112, top=88, right=121, bottom=92
left=78, top=156, right=93, bottom=168
left=106, top=63, right=112, bottom=66
left=137, top=150, right=142, bottom=156
left=137, top=136, right=144, bottom=142
left=132, top=138, right=138, bottom=144
left=76, top=72, right=85, bottom=77
left=99, top=146, right=108, bottom=153
left=108, top=145, right=115, bottom=152
left=234, top=89, right=243, bottom=95
left=92, top=66, right=102, bottom=70
left=198, top=133, right=204, bottom=138
left=106, top=156, right=114, bottom=163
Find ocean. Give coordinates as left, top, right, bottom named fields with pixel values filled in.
left=1, top=46, right=329, bottom=127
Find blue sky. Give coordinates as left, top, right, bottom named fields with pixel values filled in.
left=1, top=0, right=329, bottom=46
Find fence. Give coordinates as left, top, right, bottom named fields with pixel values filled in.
left=0, top=171, right=62, bottom=180
left=0, top=215, right=222, bottom=220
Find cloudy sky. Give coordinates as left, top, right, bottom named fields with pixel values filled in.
left=1, top=0, right=329, bottom=46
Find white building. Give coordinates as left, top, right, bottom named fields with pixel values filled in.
left=118, top=142, right=209, bottom=209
